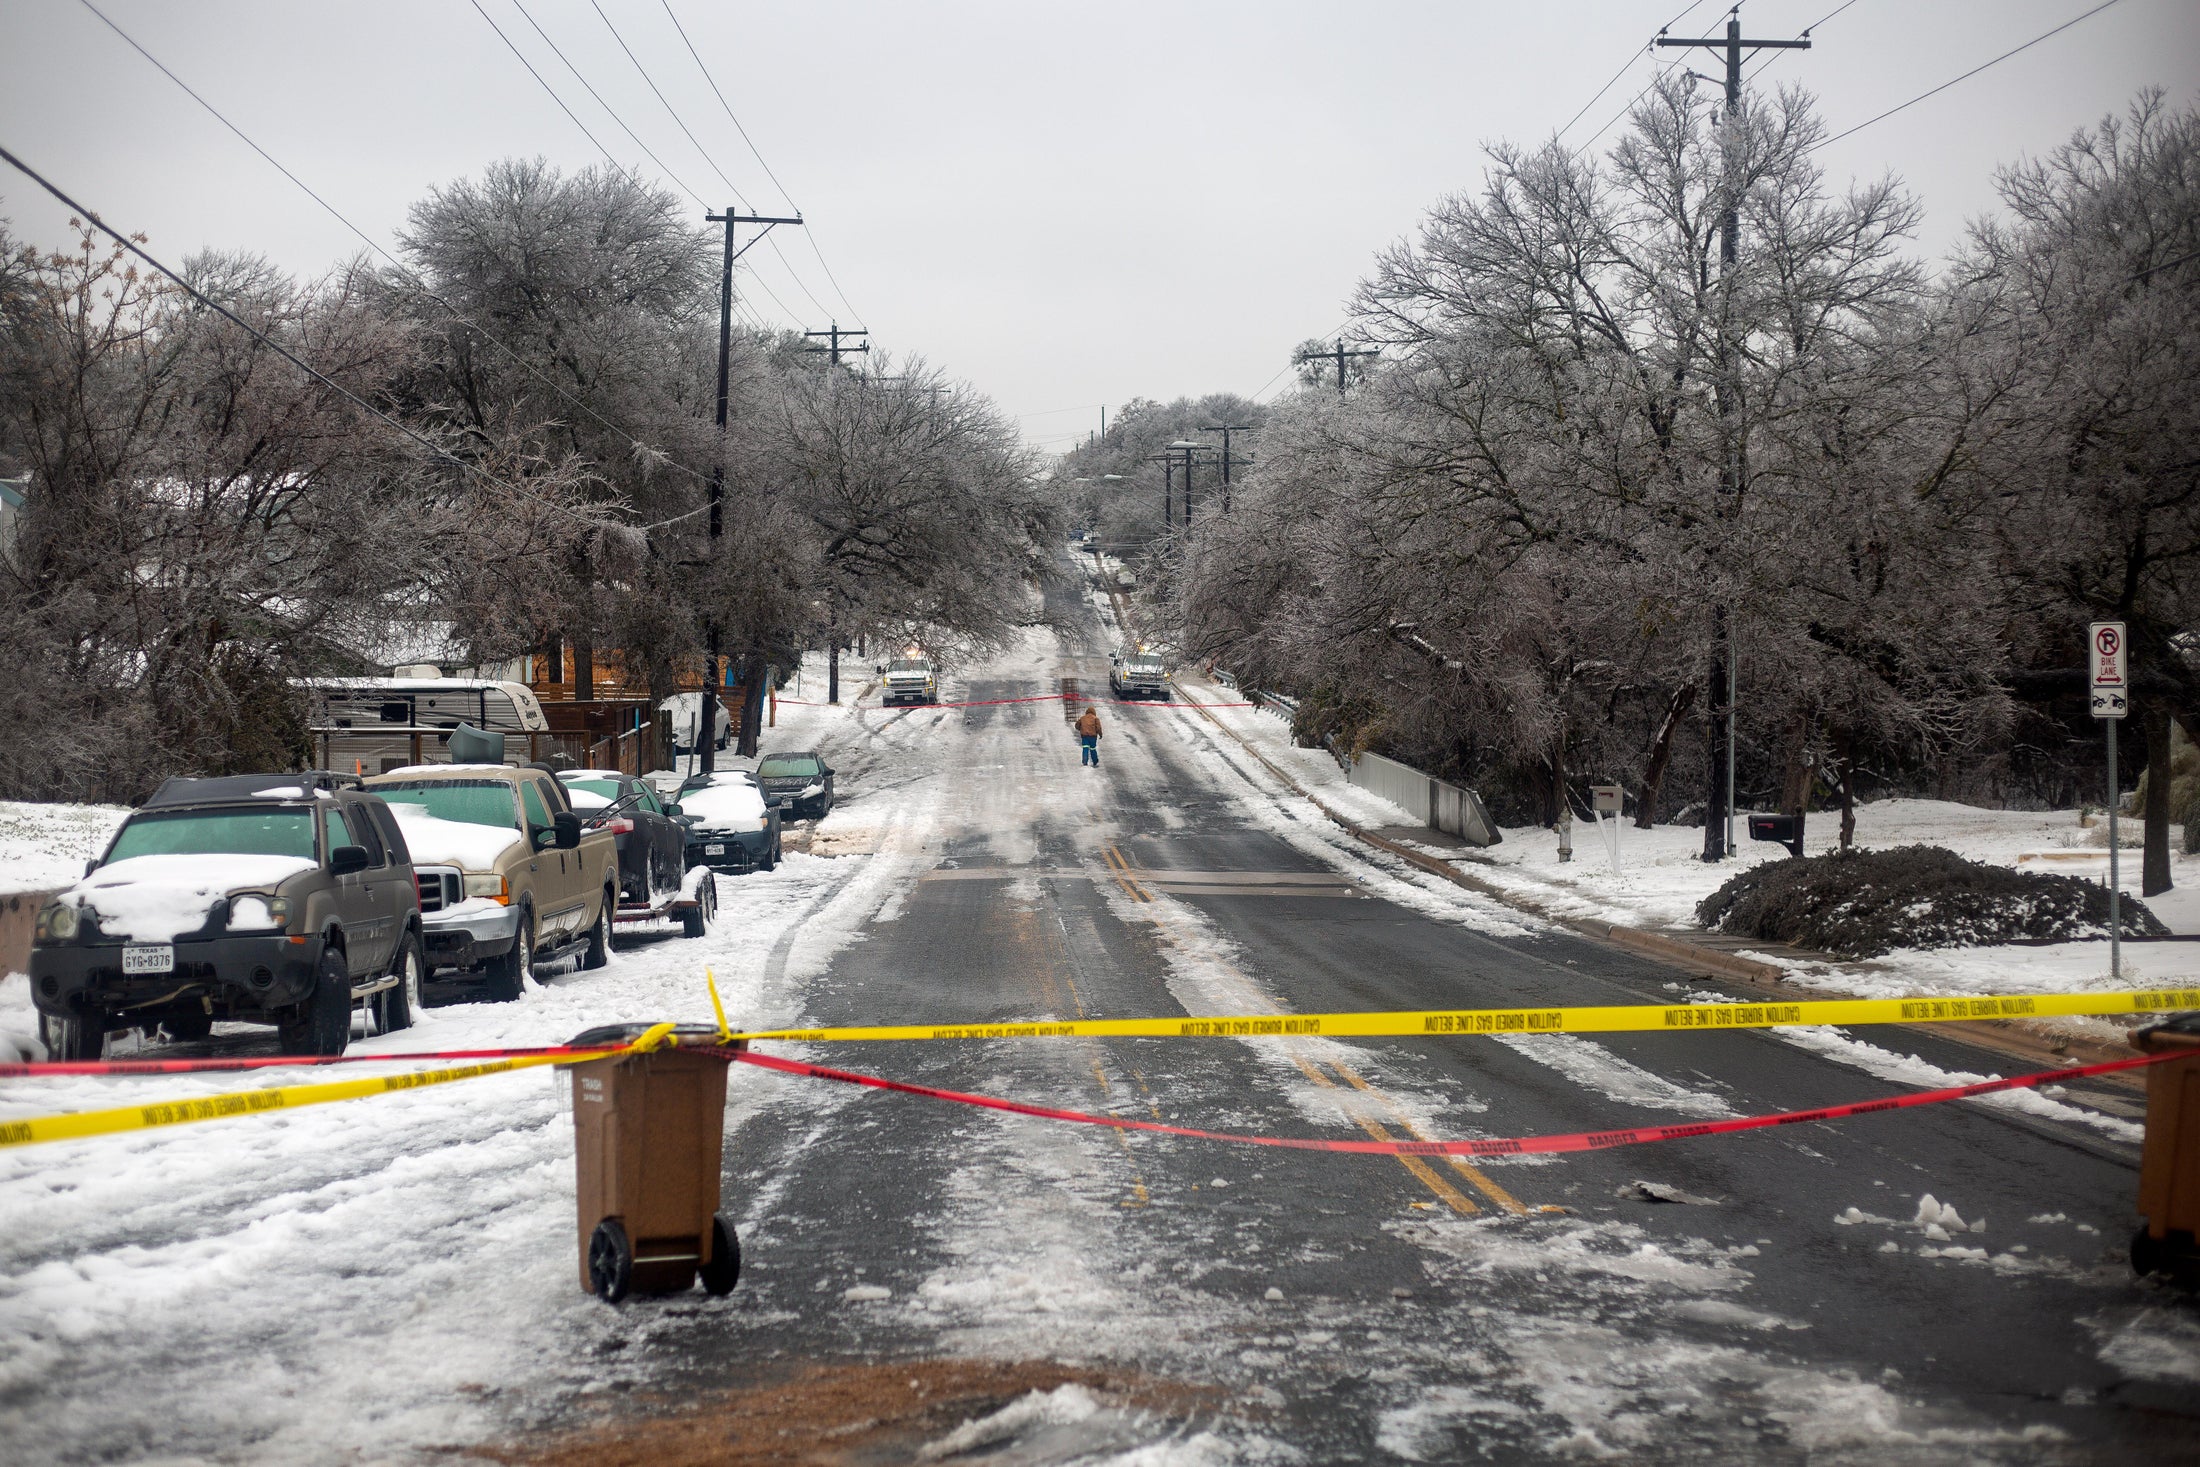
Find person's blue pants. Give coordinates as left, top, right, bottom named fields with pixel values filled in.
left=1080, top=735, right=1099, bottom=766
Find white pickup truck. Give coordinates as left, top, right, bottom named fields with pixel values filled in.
left=878, top=655, right=938, bottom=707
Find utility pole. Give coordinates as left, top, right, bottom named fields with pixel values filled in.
left=1656, top=9, right=1809, bottom=862
left=701, top=207, right=803, bottom=771
left=1199, top=422, right=1253, bottom=512
left=1299, top=339, right=1378, bottom=397
left=1166, top=441, right=1211, bottom=523
left=1145, top=452, right=1174, bottom=531
left=803, top=321, right=870, bottom=368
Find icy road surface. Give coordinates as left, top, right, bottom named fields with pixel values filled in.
left=2, top=559, right=2196, bottom=1463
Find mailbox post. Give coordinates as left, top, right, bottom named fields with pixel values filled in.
left=1590, top=785, right=1624, bottom=872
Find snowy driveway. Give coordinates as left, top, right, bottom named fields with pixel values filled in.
left=2, top=568, right=2196, bottom=1463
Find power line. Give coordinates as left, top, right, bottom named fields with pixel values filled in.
left=0, top=144, right=469, bottom=478
left=659, top=0, right=867, bottom=324
left=75, top=0, right=725, bottom=500
left=588, top=0, right=751, bottom=209
left=467, top=0, right=630, bottom=182
left=1812, top=0, right=2124, bottom=152
left=507, top=0, right=704, bottom=204
left=1555, top=0, right=1710, bottom=141
left=585, top=0, right=837, bottom=325
left=470, top=0, right=809, bottom=331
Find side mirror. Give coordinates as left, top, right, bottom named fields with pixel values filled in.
left=553, top=811, right=582, bottom=849
left=664, top=802, right=683, bottom=818
left=84, top=857, right=99, bottom=878
left=330, top=845, right=371, bottom=876
left=874, top=663, right=885, bottom=675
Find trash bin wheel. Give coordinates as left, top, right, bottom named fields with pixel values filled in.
left=700, top=1213, right=741, bottom=1297
left=588, top=1218, right=633, bottom=1302
left=2130, top=1224, right=2198, bottom=1284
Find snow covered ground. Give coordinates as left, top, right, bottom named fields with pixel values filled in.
left=0, top=651, right=927, bottom=1461
left=0, top=800, right=130, bottom=897
left=1176, top=674, right=2200, bottom=1009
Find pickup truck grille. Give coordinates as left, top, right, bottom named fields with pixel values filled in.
left=414, top=866, right=461, bottom=913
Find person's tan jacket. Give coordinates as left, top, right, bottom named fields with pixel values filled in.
left=1074, top=709, right=1103, bottom=739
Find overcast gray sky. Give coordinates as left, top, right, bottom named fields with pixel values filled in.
left=3, top=0, right=2194, bottom=453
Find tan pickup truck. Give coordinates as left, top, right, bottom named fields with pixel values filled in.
left=364, top=764, right=620, bottom=1001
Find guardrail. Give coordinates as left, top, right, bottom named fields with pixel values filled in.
left=1347, top=750, right=1501, bottom=847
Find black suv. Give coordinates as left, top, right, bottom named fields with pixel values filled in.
left=29, top=773, right=424, bottom=1059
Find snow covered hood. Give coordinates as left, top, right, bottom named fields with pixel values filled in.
left=67, top=853, right=316, bottom=942
left=387, top=803, right=524, bottom=870
left=681, top=782, right=767, bottom=831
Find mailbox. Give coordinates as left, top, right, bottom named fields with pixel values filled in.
left=1747, top=812, right=1805, bottom=858
left=1591, top=784, right=1624, bottom=815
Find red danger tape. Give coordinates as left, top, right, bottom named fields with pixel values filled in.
left=725, top=1047, right=2178, bottom=1157
left=777, top=693, right=1256, bottom=711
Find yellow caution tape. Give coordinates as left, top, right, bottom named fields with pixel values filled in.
left=735, top=987, right=2200, bottom=1043
left=705, top=968, right=733, bottom=1044
left=0, top=1051, right=581, bottom=1151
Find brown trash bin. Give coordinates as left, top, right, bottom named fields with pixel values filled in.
left=2130, top=1011, right=2200, bottom=1283
left=568, top=1024, right=746, bottom=1302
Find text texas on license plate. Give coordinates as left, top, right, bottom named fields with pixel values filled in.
left=123, top=944, right=175, bottom=975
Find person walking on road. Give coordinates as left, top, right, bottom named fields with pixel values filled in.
left=1075, top=705, right=1103, bottom=768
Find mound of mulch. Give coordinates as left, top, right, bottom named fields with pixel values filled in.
left=1695, top=844, right=2169, bottom=959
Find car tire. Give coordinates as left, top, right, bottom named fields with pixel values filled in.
left=760, top=835, right=779, bottom=872
left=582, top=891, right=613, bottom=970
left=588, top=1219, right=633, bottom=1302
left=279, top=948, right=351, bottom=1057
left=379, top=934, right=423, bottom=1033
left=482, top=910, right=533, bottom=1003
left=162, top=1008, right=214, bottom=1043
left=42, top=1009, right=106, bottom=1062
left=700, top=1214, right=741, bottom=1296
left=681, top=872, right=715, bottom=938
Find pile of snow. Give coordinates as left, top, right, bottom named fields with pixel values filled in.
left=65, top=854, right=315, bottom=941
left=386, top=804, right=522, bottom=870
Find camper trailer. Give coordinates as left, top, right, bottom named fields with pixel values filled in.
left=303, top=677, right=550, bottom=775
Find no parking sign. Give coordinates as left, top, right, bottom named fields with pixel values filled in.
left=2089, top=621, right=2127, bottom=719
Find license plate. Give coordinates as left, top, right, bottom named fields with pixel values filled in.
left=704, top=843, right=725, bottom=856
left=123, top=944, right=174, bottom=975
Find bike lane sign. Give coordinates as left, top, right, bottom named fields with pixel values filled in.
left=2089, top=621, right=2128, bottom=719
